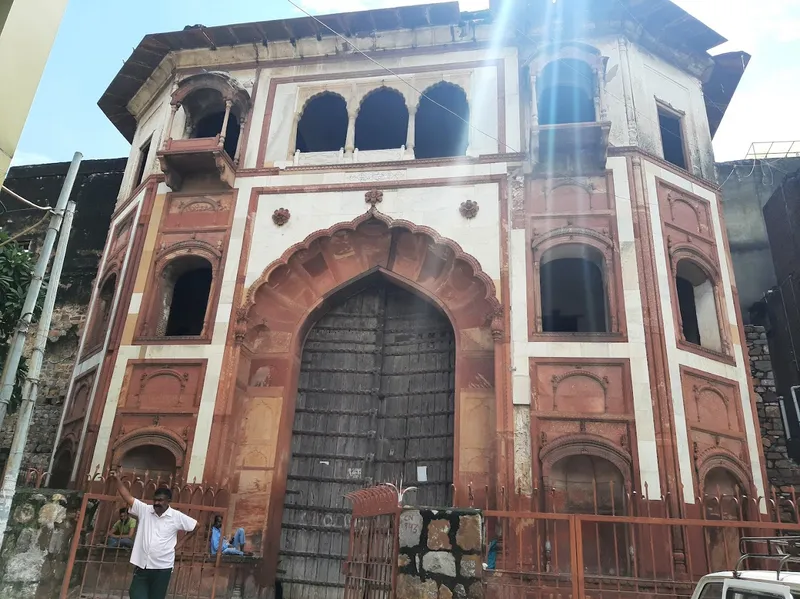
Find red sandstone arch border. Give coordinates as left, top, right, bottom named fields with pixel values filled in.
left=530, top=226, right=623, bottom=336
left=221, top=212, right=504, bottom=577
left=696, top=448, right=753, bottom=497
left=540, top=433, right=632, bottom=513
left=240, top=211, right=500, bottom=318
left=111, top=426, right=187, bottom=474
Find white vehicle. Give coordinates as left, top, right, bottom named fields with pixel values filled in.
left=691, top=537, right=800, bottom=599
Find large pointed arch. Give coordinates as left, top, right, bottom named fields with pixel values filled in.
left=206, top=213, right=504, bottom=582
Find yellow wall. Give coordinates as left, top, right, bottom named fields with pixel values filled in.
left=0, top=0, right=69, bottom=184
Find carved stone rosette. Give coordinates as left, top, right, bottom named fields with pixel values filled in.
left=460, top=200, right=479, bottom=219
left=365, top=189, right=383, bottom=208
left=272, top=208, right=290, bottom=226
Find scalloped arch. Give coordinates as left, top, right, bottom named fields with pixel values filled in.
left=697, top=449, right=752, bottom=495
left=531, top=226, right=614, bottom=252
left=155, top=239, right=222, bottom=266
left=300, top=90, right=348, bottom=115
left=172, top=72, right=251, bottom=112
left=112, top=426, right=187, bottom=469
left=242, top=211, right=500, bottom=323
left=415, top=81, right=468, bottom=110
left=540, top=433, right=632, bottom=485
left=671, top=245, right=720, bottom=282
left=357, top=85, right=408, bottom=110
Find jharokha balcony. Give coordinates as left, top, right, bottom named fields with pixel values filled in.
left=157, top=72, right=252, bottom=191
left=158, top=135, right=238, bottom=191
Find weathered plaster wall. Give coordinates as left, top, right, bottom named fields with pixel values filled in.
left=717, top=157, right=800, bottom=321
left=0, top=489, right=81, bottom=599
left=626, top=41, right=715, bottom=180
left=0, top=159, right=125, bottom=471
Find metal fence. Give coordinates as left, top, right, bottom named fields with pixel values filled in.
left=60, top=470, right=234, bottom=599
left=342, top=486, right=401, bottom=599
left=481, top=484, right=800, bottom=599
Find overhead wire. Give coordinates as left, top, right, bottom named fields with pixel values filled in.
left=286, top=0, right=797, bottom=197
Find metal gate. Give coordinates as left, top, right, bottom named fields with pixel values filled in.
left=61, top=473, right=230, bottom=599
left=278, top=281, right=455, bottom=597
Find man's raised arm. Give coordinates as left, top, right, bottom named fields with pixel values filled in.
left=110, top=471, right=135, bottom=508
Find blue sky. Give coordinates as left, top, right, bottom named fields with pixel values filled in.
left=12, top=0, right=800, bottom=165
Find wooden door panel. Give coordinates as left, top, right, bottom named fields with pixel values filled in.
left=279, top=282, right=455, bottom=597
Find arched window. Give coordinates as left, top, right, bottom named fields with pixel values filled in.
left=537, top=59, right=597, bottom=126
left=120, top=445, right=177, bottom=480
left=87, top=273, right=117, bottom=349
left=182, top=87, right=242, bottom=158
left=415, top=83, right=469, bottom=159
left=159, top=256, right=213, bottom=337
left=550, top=454, right=629, bottom=575
left=540, top=244, right=608, bottom=333
left=355, top=88, right=408, bottom=151
left=49, top=447, right=73, bottom=489
left=675, top=259, right=721, bottom=352
left=296, top=93, right=348, bottom=153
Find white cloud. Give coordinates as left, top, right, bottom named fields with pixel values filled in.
left=10, top=151, right=56, bottom=167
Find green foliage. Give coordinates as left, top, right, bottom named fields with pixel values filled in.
left=0, top=231, right=44, bottom=412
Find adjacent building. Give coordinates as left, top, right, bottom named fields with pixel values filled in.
left=0, top=159, right=126, bottom=476
left=0, top=0, right=70, bottom=184
left=52, top=0, right=759, bottom=592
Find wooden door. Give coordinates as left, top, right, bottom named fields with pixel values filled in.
left=278, top=281, right=455, bottom=598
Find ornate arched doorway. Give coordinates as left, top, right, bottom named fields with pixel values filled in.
left=279, top=275, right=456, bottom=595
left=208, top=213, right=503, bottom=592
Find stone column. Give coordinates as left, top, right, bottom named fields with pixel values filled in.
left=287, top=112, right=301, bottom=157
left=406, top=105, right=417, bottom=158
left=218, top=100, right=233, bottom=148
left=163, top=103, right=179, bottom=149
left=345, top=109, right=358, bottom=155
left=234, top=116, right=247, bottom=165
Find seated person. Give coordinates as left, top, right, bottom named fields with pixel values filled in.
left=107, top=507, right=136, bottom=549
left=209, top=515, right=249, bottom=556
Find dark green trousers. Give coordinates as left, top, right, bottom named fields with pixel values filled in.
left=129, top=566, right=172, bottom=599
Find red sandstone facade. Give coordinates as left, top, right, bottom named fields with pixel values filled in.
left=51, top=0, right=758, bottom=592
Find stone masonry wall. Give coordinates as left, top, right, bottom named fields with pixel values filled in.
left=397, top=508, right=483, bottom=599
left=0, top=158, right=125, bottom=473
left=0, top=488, right=82, bottom=599
left=747, top=324, right=800, bottom=491
left=0, top=306, right=86, bottom=471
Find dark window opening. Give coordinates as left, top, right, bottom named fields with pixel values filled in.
left=160, top=256, right=213, bottom=337
left=355, top=88, right=408, bottom=151
left=134, top=139, right=151, bottom=186
left=658, top=107, right=687, bottom=169
left=540, top=246, right=608, bottom=333
left=49, top=450, right=72, bottom=489
left=296, top=93, right=348, bottom=153
left=415, top=83, right=469, bottom=159
left=120, top=445, right=177, bottom=480
left=677, top=275, right=701, bottom=345
left=90, top=274, right=117, bottom=347
left=193, top=111, right=240, bottom=158
left=538, top=59, right=597, bottom=126
left=675, top=259, right=721, bottom=351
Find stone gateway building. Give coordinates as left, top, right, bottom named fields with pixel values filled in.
left=51, top=0, right=760, bottom=595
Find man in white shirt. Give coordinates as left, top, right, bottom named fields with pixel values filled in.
left=111, top=472, right=197, bottom=599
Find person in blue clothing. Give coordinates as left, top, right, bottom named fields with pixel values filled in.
left=209, top=515, right=249, bottom=556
